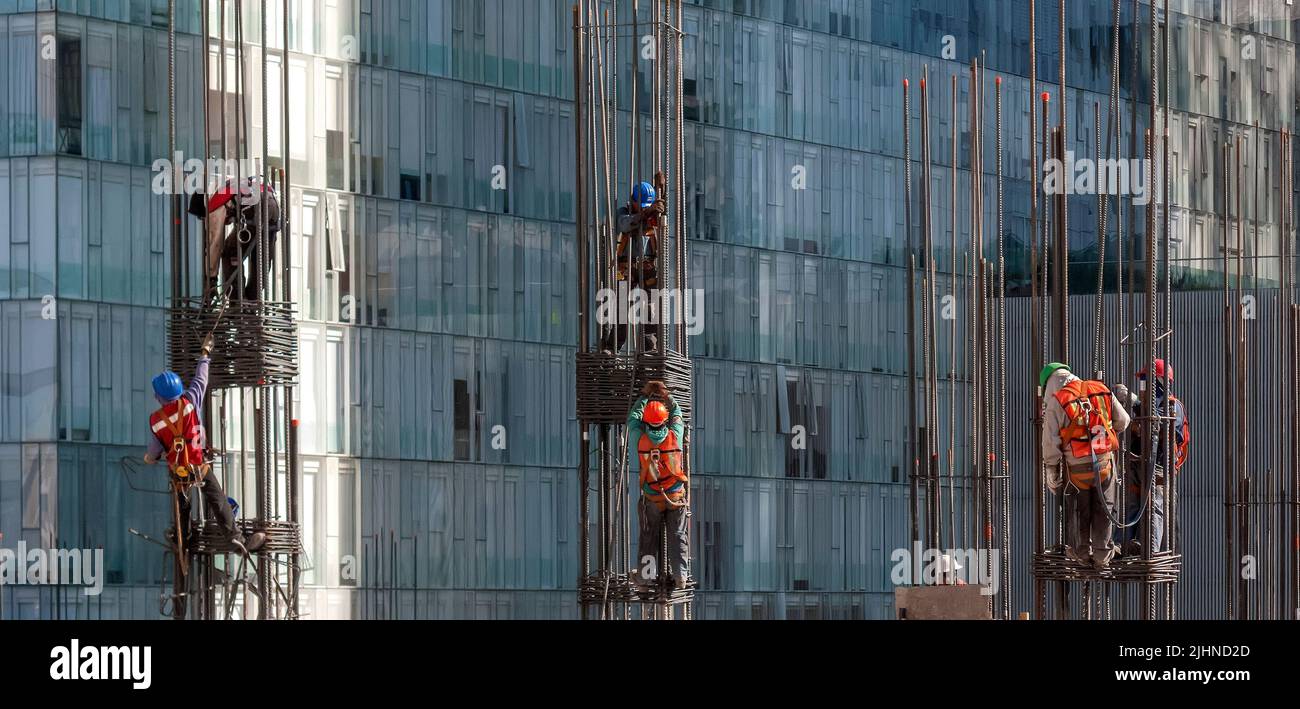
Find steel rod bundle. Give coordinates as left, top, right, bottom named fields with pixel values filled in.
left=575, top=352, right=693, bottom=424
left=1034, top=550, right=1181, bottom=584
left=168, top=298, right=299, bottom=388
left=573, top=0, right=691, bottom=620
left=193, top=519, right=304, bottom=556
left=1222, top=124, right=1300, bottom=620
left=899, top=56, right=1014, bottom=619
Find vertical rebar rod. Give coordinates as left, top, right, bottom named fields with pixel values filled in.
left=169, top=0, right=179, bottom=300
left=1236, top=135, right=1249, bottom=619
left=903, top=78, right=920, bottom=552
left=996, top=73, right=1010, bottom=619
left=1056, top=0, right=1069, bottom=362
left=1223, top=138, right=1234, bottom=620
left=572, top=3, right=591, bottom=620
left=923, top=68, right=941, bottom=553
left=1028, top=0, right=1045, bottom=619
left=948, top=73, right=958, bottom=553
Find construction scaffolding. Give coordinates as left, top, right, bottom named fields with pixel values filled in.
left=572, top=0, right=692, bottom=620
left=140, top=0, right=302, bottom=621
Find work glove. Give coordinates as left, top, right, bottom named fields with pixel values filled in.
left=1045, top=464, right=1064, bottom=495
left=1113, top=383, right=1138, bottom=409
left=201, top=334, right=215, bottom=358
left=642, top=380, right=669, bottom=400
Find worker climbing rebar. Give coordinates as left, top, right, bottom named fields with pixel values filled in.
left=1040, top=362, right=1131, bottom=568
left=1119, top=359, right=1189, bottom=556
left=145, top=334, right=267, bottom=555
left=188, top=174, right=282, bottom=302
left=627, top=380, right=689, bottom=591
left=601, top=171, right=667, bottom=354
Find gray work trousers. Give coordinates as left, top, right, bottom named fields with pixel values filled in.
left=636, top=496, right=689, bottom=584
left=1063, top=457, right=1117, bottom=565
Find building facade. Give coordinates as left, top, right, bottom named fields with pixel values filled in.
left=0, top=0, right=1294, bottom=619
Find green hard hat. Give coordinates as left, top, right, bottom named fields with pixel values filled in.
left=1038, top=362, right=1069, bottom=388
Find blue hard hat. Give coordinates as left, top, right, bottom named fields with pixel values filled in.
left=632, top=182, right=656, bottom=208
left=152, top=371, right=184, bottom=402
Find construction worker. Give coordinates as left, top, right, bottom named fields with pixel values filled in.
left=1040, top=362, right=1131, bottom=568
left=144, top=335, right=266, bottom=554
left=601, top=173, right=666, bottom=354
left=188, top=175, right=281, bottom=301
left=627, top=380, right=689, bottom=591
left=1119, top=359, right=1190, bottom=555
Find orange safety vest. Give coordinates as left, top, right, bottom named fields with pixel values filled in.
left=1054, top=380, right=1119, bottom=489
left=149, top=399, right=206, bottom=482
left=637, top=429, right=686, bottom=505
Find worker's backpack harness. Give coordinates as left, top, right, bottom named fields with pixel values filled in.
left=1053, top=379, right=1119, bottom=490
left=1054, top=378, right=1154, bottom=531
left=149, top=398, right=210, bottom=490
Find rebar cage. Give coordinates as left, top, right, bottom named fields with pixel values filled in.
left=573, top=0, right=693, bottom=620
left=167, top=297, right=299, bottom=389
left=575, top=351, right=692, bottom=424
left=153, top=0, right=303, bottom=622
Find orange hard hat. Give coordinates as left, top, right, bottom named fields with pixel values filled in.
left=643, top=401, right=670, bottom=427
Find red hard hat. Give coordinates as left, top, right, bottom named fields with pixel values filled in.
left=1137, top=359, right=1173, bottom=383
left=643, top=401, right=670, bottom=427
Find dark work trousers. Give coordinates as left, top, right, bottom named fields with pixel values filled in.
left=602, top=285, right=659, bottom=353
left=221, top=195, right=281, bottom=301
left=1063, top=456, right=1117, bottom=565
left=637, top=496, right=688, bottom=584
left=175, top=470, right=242, bottom=545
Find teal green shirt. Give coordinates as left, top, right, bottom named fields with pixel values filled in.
left=627, top=395, right=684, bottom=446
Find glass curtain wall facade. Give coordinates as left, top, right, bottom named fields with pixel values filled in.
left=0, top=0, right=1294, bottom=619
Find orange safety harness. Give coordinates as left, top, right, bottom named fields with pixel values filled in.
left=1053, top=379, right=1119, bottom=490
left=638, top=428, right=687, bottom=509
left=149, top=399, right=209, bottom=490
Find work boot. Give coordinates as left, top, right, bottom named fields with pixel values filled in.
left=629, top=569, right=652, bottom=591
left=1092, top=546, right=1116, bottom=569
left=672, top=574, right=689, bottom=591
left=1122, top=539, right=1142, bottom=557
left=243, top=532, right=267, bottom=553
left=1063, top=546, right=1088, bottom=565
